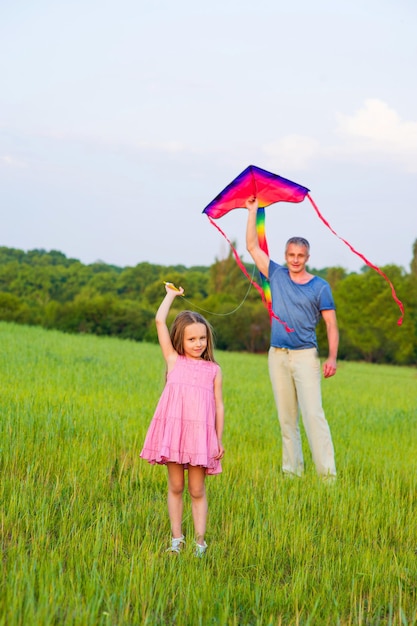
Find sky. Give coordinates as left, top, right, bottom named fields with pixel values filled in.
left=1, top=0, right=416, bottom=274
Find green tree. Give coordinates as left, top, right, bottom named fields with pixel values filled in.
left=334, top=265, right=412, bottom=363
left=410, top=238, right=417, bottom=277
left=49, top=294, right=153, bottom=340
left=0, top=244, right=416, bottom=361
left=116, top=263, right=163, bottom=299
left=0, top=293, right=33, bottom=324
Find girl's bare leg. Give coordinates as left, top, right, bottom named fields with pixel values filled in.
left=167, top=463, right=185, bottom=538
left=187, top=465, right=207, bottom=545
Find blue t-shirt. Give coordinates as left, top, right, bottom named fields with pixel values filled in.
left=268, top=260, right=335, bottom=350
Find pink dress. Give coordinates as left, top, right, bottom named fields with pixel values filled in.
left=140, top=355, right=222, bottom=475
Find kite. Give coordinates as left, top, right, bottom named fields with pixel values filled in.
left=202, top=164, right=404, bottom=328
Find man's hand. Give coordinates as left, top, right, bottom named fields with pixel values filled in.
left=245, top=196, right=258, bottom=212
left=323, top=358, right=337, bottom=378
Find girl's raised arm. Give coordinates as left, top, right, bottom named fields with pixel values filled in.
left=155, top=284, right=184, bottom=363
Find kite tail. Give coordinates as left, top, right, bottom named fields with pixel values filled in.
left=206, top=215, right=293, bottom=332
left=256, top=208, right=274, bottom=323
left=307, top=194, right=404, bottom=326
left=256, top=208, right=272, bottom=314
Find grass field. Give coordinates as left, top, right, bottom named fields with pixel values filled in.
left=0, top=321, right=417, bottom=625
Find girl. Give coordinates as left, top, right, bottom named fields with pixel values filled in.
left=140, top=283, right=224, bottom=557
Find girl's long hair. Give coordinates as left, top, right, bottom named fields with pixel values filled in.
left=170, top=310, right=216, bottom=363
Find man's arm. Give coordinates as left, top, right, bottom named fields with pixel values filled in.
left=321, top=309, right=339, bottom=378
left=245, top=196, right=270, bottom=277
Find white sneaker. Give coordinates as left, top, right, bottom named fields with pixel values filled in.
left=166, top=535, right=185, bottom=554
left=194, top=541, right=207, bottom=558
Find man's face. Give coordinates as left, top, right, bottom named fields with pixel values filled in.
left=285, top=243, right=310, bottom=273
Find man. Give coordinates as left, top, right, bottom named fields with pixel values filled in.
left=245, top=196, right=338, bottom=479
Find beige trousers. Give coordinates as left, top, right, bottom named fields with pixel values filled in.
left=268, top=346, right=336, bottom=478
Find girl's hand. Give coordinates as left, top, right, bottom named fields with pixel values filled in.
left=214, top=442, right=225, bottom=460
left=164, top=282, right=184, bottom=296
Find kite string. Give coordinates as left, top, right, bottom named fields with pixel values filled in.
left=180, top=265, right=256, bottom=317
left=206, top=215, right=294, bottom=332
left=307, top=194, right=405, bottom=326
left=206, top=216, right=270, bottom=306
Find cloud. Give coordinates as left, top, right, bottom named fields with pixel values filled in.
left=0, top=155, right=27, bottom=169
left=260, top=99, right=417, bottom=174
left=336, top=99, right=417, bottom=171
left=262, top=134, right=320, bottom=171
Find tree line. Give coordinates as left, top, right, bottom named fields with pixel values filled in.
left=0, top=243, right=416, bottom=365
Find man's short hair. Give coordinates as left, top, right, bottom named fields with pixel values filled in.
left=285, top=237, right=310, bottom=254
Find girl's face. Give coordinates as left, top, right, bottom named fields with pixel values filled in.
left=183, top=322, right=208, bottom=359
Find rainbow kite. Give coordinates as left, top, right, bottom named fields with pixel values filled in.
left=203, top=164, right=404, bottom=327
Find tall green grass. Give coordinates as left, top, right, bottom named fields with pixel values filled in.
left=0, top=321, right=416, bottom=625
